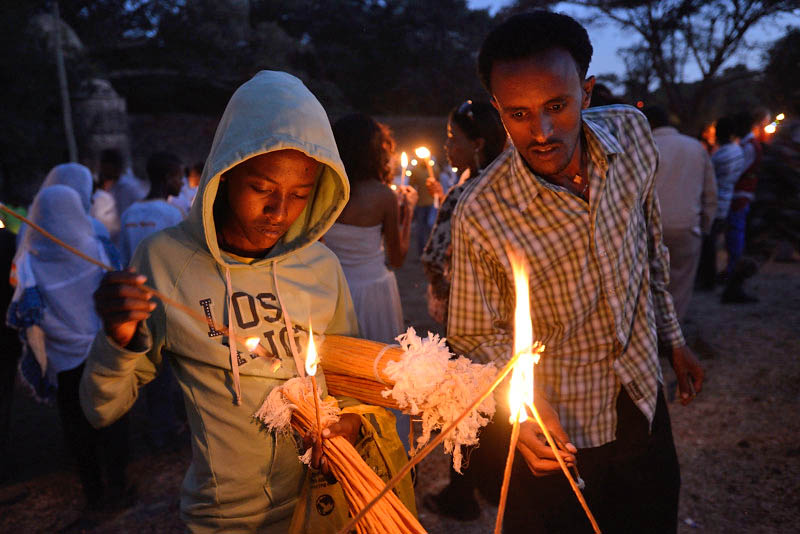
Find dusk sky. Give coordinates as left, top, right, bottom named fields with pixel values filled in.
left=467, top=0, right=800, bottom=87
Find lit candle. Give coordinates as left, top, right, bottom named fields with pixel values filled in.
left=415, top=146, right=439, bottom=208
left=503, top=251, right=600, bottom=534
left=400, top=151, right=408, bottom=187
left=245, top=336, right=281, bottom=372
left=305, top=325, right=323, bottom=443
left=494, top=253, right=539, bottom=534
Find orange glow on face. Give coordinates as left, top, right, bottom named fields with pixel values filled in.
left=305, top=325, right=319, bottom=376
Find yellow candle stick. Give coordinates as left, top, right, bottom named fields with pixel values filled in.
left=305, top=325, right=323, bottom=442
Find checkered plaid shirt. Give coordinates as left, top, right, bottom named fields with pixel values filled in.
left=447, top=105, right=684, bottom=448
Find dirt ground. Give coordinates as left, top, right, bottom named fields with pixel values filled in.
left=1, top=241, right=799, bottom=533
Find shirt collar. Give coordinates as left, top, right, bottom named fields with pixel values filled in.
left=505, top=113, right=623, bottom=211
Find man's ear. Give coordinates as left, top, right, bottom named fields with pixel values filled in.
left=582, top=75, right=596, bottom=109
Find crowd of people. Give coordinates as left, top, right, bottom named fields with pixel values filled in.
left=0, top=9, right=794, bottom=534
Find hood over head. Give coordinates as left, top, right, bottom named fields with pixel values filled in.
left=187, top=71, right=349, bottom=267
left=42, top=163, right=93, bottom=213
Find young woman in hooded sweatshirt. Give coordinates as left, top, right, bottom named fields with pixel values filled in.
left=80, top=71, right=414, bottom=533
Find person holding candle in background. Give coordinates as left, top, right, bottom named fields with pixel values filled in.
left=408, top=149, right=437, bottom=254
left=448, top=12, right=704, bottom=533
left=324, top=113, right=418, bottom=451
left=80, top=71, right=414, bottom=533
left=421, top=99, right=506, bottom=328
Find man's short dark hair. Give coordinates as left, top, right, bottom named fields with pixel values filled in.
left=478, top=11, right=593, bottom=93
left=715, top=115, right=737, bottom=144
left=643, top=106, right=669, bottom=129
left=146, top=151, right=182, bottom=188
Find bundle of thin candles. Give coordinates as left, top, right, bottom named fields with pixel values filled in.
left=324, top=372, right=398, bottom=409
left=320, top=335, right=404, bottom=385
left=320, top=328, right=497, bottom=472
left=254, top=377, right=426, bottom=534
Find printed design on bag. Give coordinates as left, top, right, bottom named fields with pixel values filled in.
left=315, top=494, right=335, bottom=516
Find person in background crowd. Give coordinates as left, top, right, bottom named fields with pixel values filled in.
left=118, top=152, right=184, bottom=266
left=325, top=114, right=417, bottom=344
left=748, top=118, right=800, bottom=262
left=38, top=163, right=116, bottom=246
left=720, top=110, right=769, bottom=303
left=7, top=186, right=131, bottom=519
left=14, top=163, right=121, bottom=271
left=325, top=113, right=418, bottom=450
left=118, top=151, right=185, bottom=450
left=169, top=161, right=203, bottom=217
left=449, top=12, right=704, bottom=533
left=422, top=100, right=506, bottom=327
left=644, top=106, right=716, bottom=322
left=421, top=99, right=507, bottom=520
left=698, top=115, right=745, bottom=291
left=408, top=154, right=437, bottom=255
left=699, top=121, right=718, bottom=155
left=108, top=149, right=148, bottom=217
left=588, top=82, right=623, bottom=107
left=91, top=155, right=122, bottom=241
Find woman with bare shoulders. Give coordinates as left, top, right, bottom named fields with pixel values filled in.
left=325, top=113, right=418, bottom=344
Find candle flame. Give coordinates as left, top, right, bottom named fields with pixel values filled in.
left=764, top=122, right=777, bottom=134
left=401, top=151, right=408, bottom=168
left=776, top=113, right=785, bottom=121
left=508, top=250, right=538, bottom=423
left=305, top=325, right=319, bottom=376
left=390, top=184, right=397, bottom=191
left=0, top=219, right=4, bottom=229
left=245, top=337, right=260, bottom=352
left=415, top=146, right=430, bottom=159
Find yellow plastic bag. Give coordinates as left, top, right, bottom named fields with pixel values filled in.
left=288, top=402, right=417, bottom=533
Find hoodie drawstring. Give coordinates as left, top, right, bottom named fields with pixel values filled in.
left=272, top=265, right=306, bottom=378
left=225, top=267, right=242, bottom=405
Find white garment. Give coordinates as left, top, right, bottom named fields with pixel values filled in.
left=90, top=189, right=121, bottom=239
left=12, top=185, right=107, bottom=378
left=324, top=222, right=404, bottom=344
left=42, top=163, right=93, bottom=212
left=167, top=177, right=198, bottom=218
left=112, top=169, right=149, bottom=217
left=119, top=199, right=183, bottom=266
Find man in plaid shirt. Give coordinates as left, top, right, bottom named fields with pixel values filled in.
left=447, top=11, right=705, bottom=533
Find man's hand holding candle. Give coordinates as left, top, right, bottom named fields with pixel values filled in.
left=517, top=393, right=577, bottom=477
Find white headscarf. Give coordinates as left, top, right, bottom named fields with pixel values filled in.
left=41, top=163, right=94, bottom=213
left=12, top=185, right=108, bottom=377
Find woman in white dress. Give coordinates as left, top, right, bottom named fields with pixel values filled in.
left=324, top=113, right=417, bottom=344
